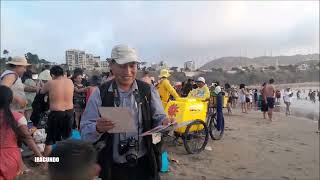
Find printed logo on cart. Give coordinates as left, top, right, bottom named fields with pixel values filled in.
left=34, top=157, right=59, bottom=163
left=168, top=104, right=179, bottom=118
left=189, top=107, right=201, bottom=112
left=189, top=105, right=201, bottom=112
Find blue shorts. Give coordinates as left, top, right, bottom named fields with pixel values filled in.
left=267, top=97, right=275, bottom=109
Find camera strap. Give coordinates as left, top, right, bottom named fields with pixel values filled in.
left=111, top=81, right=126, bottom=142
left=112, top=81, right=141, bottom=151
left=112, top=81, right=121, bottom=107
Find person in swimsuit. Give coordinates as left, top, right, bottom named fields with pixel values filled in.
left=260, top=82, right=268, bottom=119
left=40, top=66, right=74, bottom=157
left=264, top=79, right=276, bottom=121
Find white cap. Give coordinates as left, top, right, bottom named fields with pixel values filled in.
left=110, top=44, right=140, bottom=65
left=38, top=70, right=52, bottom=81
left=196, top=77, right=206, bottom=83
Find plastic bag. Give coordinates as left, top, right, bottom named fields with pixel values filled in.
left=37, top=143, right=45, bottom=152
left=33, top=129, right=47, bottom=143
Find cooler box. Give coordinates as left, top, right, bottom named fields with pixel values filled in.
left=165, top=98, right=207, bottom=134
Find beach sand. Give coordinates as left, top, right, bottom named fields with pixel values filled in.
left=17, top=109, right=319, bottom=180
left=161, top=109, right=319, bottom=180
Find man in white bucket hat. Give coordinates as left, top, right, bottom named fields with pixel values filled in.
left=81, top=44, right=173, bottom=180
left=0, top=56, right=36, bottom=112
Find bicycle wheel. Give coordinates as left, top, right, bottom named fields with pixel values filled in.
left=209, top=113, right=224, bottom=140
left=183, top=120, right=209, bottom=154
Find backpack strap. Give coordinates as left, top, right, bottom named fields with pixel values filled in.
left=136, top=80, right=162, bottom=174
left=136, top=79, right=152, bottom=129
left=99, top=80, right=114, bottom=107
left=136, top=79, right=150, bottom=102
left=95, top=80, right=115, bottom=180
left=0, top=72, right=18, bottom=85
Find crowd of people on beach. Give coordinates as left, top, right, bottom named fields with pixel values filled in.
left=296, top=89, right=320, bottom=102
left=0, top=45, right=175, bottom=180
left=0, top=45, right=319, bottom=180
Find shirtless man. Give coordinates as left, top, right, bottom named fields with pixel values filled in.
left=40, top=65, right=74, bottom=156
left=264, top=79, right=275, bottom=121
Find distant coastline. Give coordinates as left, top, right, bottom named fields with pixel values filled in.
left=249, top=82, right=320, bottom=89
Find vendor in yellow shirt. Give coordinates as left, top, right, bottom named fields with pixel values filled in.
left=188, top=77, right=210, bottom=100
left=157, top=69, right=180, bottom=108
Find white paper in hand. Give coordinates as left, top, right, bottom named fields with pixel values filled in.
left=98, top=107, right=136, bottom=133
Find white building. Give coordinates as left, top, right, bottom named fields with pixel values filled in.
left=184, top=61, right=195, bottom=71
left=150, top=61, right=168, bottom=71
left=100, top=60, right=109, bottom=68
left=66, top=49, right=100, bottom=70
left=296, top=64, right=310, bottom=71
left=93, top=56, right=101, bottom=66
left=85, top=54, right=94, bottom=66
left=93, top=60, right=109, bottom=72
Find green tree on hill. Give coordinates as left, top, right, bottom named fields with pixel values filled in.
left=24, top=52, right=50, bottom=64
left=3, top=49, right=9, bottom=55
left=25, top=52, right=40, bottom=64
left=0, top=54, right=12, bottom=72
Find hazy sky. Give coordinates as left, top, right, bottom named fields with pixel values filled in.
left=1, top=1, right=319, bottom=67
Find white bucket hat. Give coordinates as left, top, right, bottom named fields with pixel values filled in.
left=109, top=44, right=140, bottom=65
left=6, top=56, right=30, bottom=66
left=196, top=77, right=206, bottom=83
left=38, top=70, right=52, bottom=81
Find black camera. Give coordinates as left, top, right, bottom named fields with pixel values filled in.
left=118, top=137, right=139, bottom=166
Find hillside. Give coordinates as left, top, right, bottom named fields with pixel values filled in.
left=200, top=54, right=319, bottom=70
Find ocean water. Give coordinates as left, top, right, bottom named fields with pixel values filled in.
left=279, top=88, right=319, bottom=121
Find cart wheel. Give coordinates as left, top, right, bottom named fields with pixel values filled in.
left=183, top=120, right=209, bottom=154
left=209, top=113, right=224, bottom=140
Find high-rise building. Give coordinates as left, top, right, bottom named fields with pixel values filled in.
left=85, top=54, right=93, bottom=66
left=100, top=60, right=108, bottom=68
left=93, top=56, right=101, bottom=67
left=66, top=50, right=100, bottom=70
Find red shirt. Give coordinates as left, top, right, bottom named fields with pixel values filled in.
left=0, top=111, right=26, bottom=179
